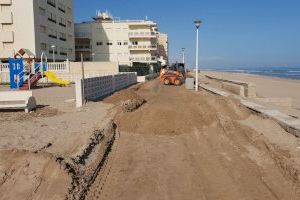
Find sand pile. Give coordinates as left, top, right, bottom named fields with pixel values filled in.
left=104, top=87, right=146, bottom=112
left=0, top=150, right=70, bottom=200
left=0, top=106, right=63, bottom=122
left=114, top=84, right=250, bottom=136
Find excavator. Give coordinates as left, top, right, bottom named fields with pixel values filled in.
left=160, top=63, right=186, bottom=86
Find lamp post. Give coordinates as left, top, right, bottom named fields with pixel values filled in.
left=92, top=53, right=95, bottom=62
left=194, top=19, right=202, bottom=91
left=182, top=48, right=185, bottom=64
left=51, top=45, right=56, bottom=62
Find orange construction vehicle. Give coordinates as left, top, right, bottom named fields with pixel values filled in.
left=160, top=63, right=186, bottom=86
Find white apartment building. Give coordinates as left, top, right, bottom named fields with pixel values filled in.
left=157, top=33, right=169, bottom=65
left=0, top=0, right=75, bottom=61
left=75, top=12, right=159, bottom=66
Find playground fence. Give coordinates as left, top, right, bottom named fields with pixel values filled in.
left=0, top=63, right=9, bottom=72
left=47, top=61, right=69, bottom=72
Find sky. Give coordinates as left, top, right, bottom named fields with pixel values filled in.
left=74, top=0, right=300, bottom=69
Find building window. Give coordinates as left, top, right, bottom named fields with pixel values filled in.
left=59, top=17, right=66, bottom=27
left=96, top=42, right=103, bottom=46
left=131, top=41, right=138, bottom=45
left=117, top=41, right=122, bottom=46
left=39, top=7, right=46, bottom=16
left=48, top=12, right=56, bottom=23
left=48, top=29, right=57, bottom=39
left=47, top=0, right=56, bottom=8
left=124, top=41, right=128, bottom=45
left=58, top=2, right=66, bottom=13
left=41, top=43, right=47, bottom=51
left=107, top=41, right=113, bottom=46
left=59, top=32, right=67, bottom=41
left=60, top=47, right=67, bottom=56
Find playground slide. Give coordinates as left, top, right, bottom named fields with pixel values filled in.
left=44, top=71, right=71, bottom=86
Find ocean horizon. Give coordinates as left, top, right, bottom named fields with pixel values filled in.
left=202, top=66, right=300, bottom=80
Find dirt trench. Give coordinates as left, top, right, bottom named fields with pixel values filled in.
left=86, top=79, right=300, bottom=200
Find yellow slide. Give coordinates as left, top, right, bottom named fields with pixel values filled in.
left=44, top=71, right=71, bottom=87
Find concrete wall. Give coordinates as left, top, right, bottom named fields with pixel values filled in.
left=76, top=72, right=137, bottom=107
left=255, top=97, right=293, bottom=108
left=222, top=82, right=245, bottom=97
left=69, top=61, right=119, bottom=74
left=137, top=73, right=159, bottom=83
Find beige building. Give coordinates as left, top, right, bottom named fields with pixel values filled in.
left=157, top=33, right=169, bottom=65
left=0, top=0, right=75, bottom=61
left=75, top=12, right=159, bottom=66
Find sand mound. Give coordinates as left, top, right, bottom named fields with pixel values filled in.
left=122, top=98, right=146, bottom=112
left=0, top=106, right=63, bottom=122
left=104, top=89, right=144, bottom=105
left=0, top=150, right=70, bottom=200
left=114, top=81, right=250, bottom=136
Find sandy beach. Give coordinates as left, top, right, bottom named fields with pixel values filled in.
left=202, top=71, right=300, bottom=119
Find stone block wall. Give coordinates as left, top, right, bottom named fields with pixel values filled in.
left=76, top=73, right=137, bottom=107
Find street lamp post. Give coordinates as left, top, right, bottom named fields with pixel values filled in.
left=182, top=48, right=185, bottom=64
left=92, top=53, right=95, bottom=62
left=51, top=45, right=56, bottom=62
left=194, top=19, right=202, bottom=91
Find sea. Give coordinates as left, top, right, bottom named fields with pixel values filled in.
left=202, top=66, right=300, bottom=80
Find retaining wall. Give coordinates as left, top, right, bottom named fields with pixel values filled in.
left=222, top=82, right=245, bottom=97
left=76, top=73, right=137, bottom=108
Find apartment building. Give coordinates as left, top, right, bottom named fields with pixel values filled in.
left=75, top=12, right=159, bottom=66
left=0, top=0, right=75, bottom=61
left=157, top=33, right=169, bottom=65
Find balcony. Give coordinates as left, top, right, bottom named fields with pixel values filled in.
left=0, top=0, right=12, bottom=4
left=130, top=56, right=158, bottom=63
left=75, top=32, right=92, bottom=39
left=75, top=45, right=92, bottom=52
left=129, top=45, right=157, bottom=51
left=128, top=31, right=157, bottom=38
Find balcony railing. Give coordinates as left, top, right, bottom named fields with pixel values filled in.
left=75, top=32, right=92, bottom=39
left=128, top=45, right=157, bottom=50
left=128, top=31, right=157, bottom=38
left=75, top=45, right=92, bottom=51
left=0, top=63, right=9, bottom=73
left=129, top=56, right=158, bottom=63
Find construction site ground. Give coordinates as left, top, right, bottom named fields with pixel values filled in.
left=1, top=79, right=300, bottom=199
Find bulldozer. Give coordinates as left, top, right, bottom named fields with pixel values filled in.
left=160, top=63, right=186, bottom=86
